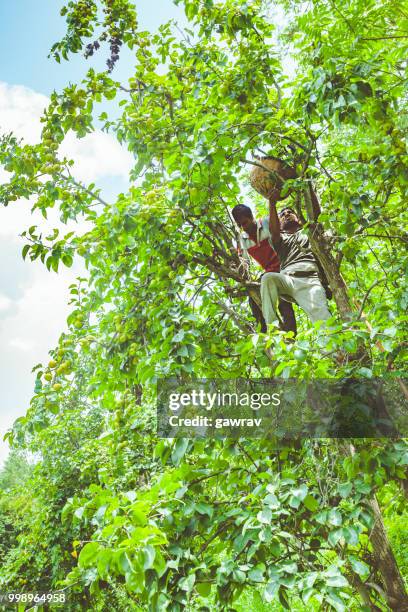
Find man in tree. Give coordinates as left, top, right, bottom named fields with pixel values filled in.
left=262, top=191, right=332, bottom=329
left=231, top=203, right=297, bottom=334
left=232, top=187, right=332, bottom=331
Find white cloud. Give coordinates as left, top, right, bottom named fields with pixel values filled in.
left=0, top=81, right=132, bottom=240
left=9, top=338, right=33, bottom=352
left=0, top=82, right=48, bottom=143
left=0, top=268, right=79, bottom=466
left=0, top=245, right=79, bottom=455
left=0, top=81, right=133, bottom=183
left=0, top=81, right=132, bottom=466
left=0, top=294, right=12, bottom=312
left=61, top=130, right=133, bottom=183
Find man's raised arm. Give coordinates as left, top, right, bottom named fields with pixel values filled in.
left=268, top=188, right=282, bottom=248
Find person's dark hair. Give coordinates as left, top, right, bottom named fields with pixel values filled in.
left=278, top=207, right=296, bottom=216
left=231, top=204, right=253, bottom=223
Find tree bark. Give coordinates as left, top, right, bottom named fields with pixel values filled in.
left=308, top=222, right=354, bottom=319
left=302, top=187, right=354, bottom=319
left=369, top=497, right=408, bottom=611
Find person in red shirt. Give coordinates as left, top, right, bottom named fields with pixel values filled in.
left=232, top=203, right=297, bottom=335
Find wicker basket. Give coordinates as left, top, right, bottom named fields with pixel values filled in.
left=249, top=157, right=296, bottom=199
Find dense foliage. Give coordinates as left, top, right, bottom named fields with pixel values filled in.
left=0, top=0, right=407, bottom=610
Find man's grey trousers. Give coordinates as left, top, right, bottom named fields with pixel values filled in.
left=260, top=271, right=331, bottom=326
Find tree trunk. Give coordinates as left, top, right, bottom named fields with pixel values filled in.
left=369, top=497, right=408, bottom=611
left=302, top=187, right=354, bottom=319
left=301, top=189, right=408, bottom=609
left=308, top=222, right=354, bottom=319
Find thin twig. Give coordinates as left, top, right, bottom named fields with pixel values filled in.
left=357, top=279, right=386, bottom=320
left=215, top=300, right=254, bottom=334
left=61, top=174, right=109, bottom=207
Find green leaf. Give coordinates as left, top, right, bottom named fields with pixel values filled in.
left=338, top=483, right=352, bottom=498
left=264, top=492, right=279, bottom=508
left=142, top=545, right=156, bottom=570
left=328, top=528, right=343, bottom=547
left=303, top=494, right=319, bottom=511
left=326, top=592, right=347, bottom=612
left=125, top=570, right=144, bottom=593
left=179, top=573, right=196, bottom=592
left=196, top=582, right=212, bottom=597
left=302, top=587, right=315, bottom=605
left=289, top=484, right=308, bottom=508
left=118, top=551, right=133, bottom=575
left=257, top=508, right=272, bottom=524
left=278, top=586, right=290, bottom=609
left=281, top=562, right=298, bottom=575
left=342, top=526, right=359, bottom=545
left=264, top=579, right=279, bottom=603
left=328, top=509, right=342, bottom=526
left=96, top=549, right=112, bottom=579
left=248, top=564, right=265, bottom=582
left=326, top=574, right=348, bottom=587
left=131, top=505, right=147, bottom=526
left=78, top=542, right=101, bottom=568
left=233, top=533, right=249, bottom=554
left=270, top=539, right=282, bottom=557
left=154, top=550, right=167, bottom=578
left=171, top=438, right=189, bottom=466
left=196, top=502, right=214, bottom=517
left=172, top=330, right=185, bottom=342
left=349, top=556, right=369, bottom=577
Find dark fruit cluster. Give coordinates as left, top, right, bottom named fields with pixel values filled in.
left=107, top=35, right=122, bottom=72
left=84, top=40, right=101, bottom=59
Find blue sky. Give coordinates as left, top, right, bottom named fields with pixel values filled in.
left=0, top=1, right=186, bottom=465
left=0, top=1, right=185, bottom=94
